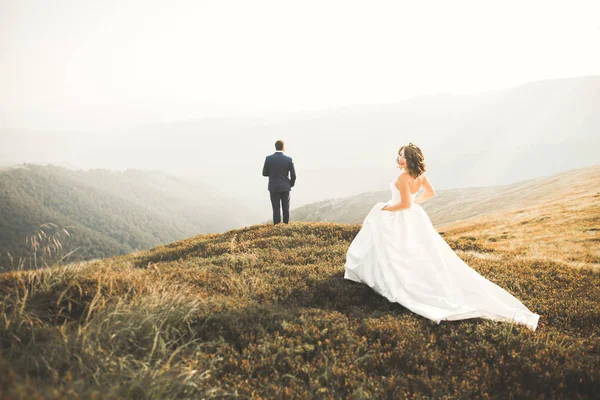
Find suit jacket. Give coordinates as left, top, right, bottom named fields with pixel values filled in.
left=262, top=152, right=296, bottom=192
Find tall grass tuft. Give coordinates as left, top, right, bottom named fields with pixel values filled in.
left=25, top=223, right=77, bottom=270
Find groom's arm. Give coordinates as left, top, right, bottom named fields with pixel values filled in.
left=289, top=160, right=296, bottom=187
left=262, top=158, right=270, bottom=177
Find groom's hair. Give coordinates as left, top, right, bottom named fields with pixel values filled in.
left=275, top=140, right=284, bottom=151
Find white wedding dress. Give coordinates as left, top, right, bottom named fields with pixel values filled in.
left=344, top=181, right=540, bottom=331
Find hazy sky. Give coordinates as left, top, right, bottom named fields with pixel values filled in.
left=1, top=0, right=600, bottom=129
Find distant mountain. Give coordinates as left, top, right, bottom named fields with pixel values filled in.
left=1, top=76, right=598, bottom=211
left=0, top=165, right=256, bottom=266
left=290, top=165, right=600, bottom=227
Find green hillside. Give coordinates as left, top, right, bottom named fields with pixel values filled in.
left=0, top=165, right=254, bottom=268
left=55, top=166, right=257, bottom=231
left=0, top=197, right=598, bottom=398
left=0, top=165, right=190, bottom=265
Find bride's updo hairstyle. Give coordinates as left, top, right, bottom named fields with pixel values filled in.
left=399, top=143, right=427, bottom=178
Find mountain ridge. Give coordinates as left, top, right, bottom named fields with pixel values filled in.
left=291, top=165, right=600, bottom=227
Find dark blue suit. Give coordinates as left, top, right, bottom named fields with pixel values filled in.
left=262, top=151, right=296, bottom=224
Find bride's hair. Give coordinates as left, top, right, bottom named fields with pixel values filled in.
left=399, top=143, right=426, bottom=178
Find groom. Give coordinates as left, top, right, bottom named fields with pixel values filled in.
left=262, top=140, right=296, bottom=224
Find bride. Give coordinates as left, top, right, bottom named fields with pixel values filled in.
left=344, top=143, right=540, bottom=331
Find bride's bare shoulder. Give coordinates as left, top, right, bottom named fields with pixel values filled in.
left=395, top=172, right=409, bottom=184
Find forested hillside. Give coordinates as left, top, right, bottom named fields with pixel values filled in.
left=0, top=165, right=253, bottom=268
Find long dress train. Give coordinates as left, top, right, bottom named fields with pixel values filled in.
left=344, top=181, right=540, bottom=331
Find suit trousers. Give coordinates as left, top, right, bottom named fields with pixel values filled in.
left=269, top=191, right=290, bottom=224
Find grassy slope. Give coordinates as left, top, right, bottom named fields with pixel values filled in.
left=437, top=173, right=600, bottom=272
left=0, top=197, right=598, bottom=398
left=291, top=165, right=600, bottom=228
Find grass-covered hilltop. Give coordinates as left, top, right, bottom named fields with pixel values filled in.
left=0, top=184, right=599, bottom=398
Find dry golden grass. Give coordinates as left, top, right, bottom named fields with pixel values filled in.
left=425, top=165, right=600, bottom=227
left=439, top=186, right=600, bottom=272
left=292, top=165, right=600, bottom=230
left=0, top=190, right=598, bottom=398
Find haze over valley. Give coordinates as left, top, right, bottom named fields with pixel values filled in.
left=2, top=75, right=599, bottom=222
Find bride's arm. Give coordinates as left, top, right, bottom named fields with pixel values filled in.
left=415, top=174, right=436, bottom=204
left=382, top=174, right=413, bottom=212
